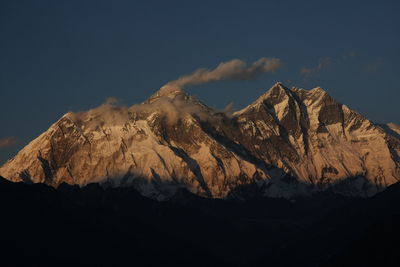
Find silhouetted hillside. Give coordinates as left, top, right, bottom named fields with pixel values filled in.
left=1, top=176, right=399, bottom=267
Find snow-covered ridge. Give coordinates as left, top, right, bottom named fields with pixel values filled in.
left=387, top=123, right=400, bottom=135
left=1, top=83, right=399, bottom=199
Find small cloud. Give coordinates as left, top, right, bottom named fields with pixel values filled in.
left=364, top=58, right=383, bottom=73
left=341, top=51, right=357, bottom=61
left=164, top=57, right=283, bottom=91
left=222, top=102, right=234, bottom=117
left=300, top=57, right=332, bottom=82
left=300, top=52, right=357, bottom=82
left=0, top=137, right=18, bottom=149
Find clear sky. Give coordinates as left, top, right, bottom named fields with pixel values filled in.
left=1, top=0, right=399, bottom=163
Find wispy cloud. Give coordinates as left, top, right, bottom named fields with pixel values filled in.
left=300, top=57, right=332, bottom=82
left=70, top=58, right=282, bottom=127
left=0, top=137, right=18, bottom=149
left=162, top=57, right=282, bottom=92
left=300, top=52, right=357, bottom=82
left=364, top=58, right=383, bottom=73
left=341, top=51, right=356, bottom=61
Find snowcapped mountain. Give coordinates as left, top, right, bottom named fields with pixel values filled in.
left=232, top=84, right=400, bottom=196
left=1, top=83, right=399, bottom=199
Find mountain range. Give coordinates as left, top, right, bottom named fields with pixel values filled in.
left=1, top=82, right=399, bottom=199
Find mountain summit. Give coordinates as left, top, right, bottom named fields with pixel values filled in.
left=1, top=83, right=399, bottom=199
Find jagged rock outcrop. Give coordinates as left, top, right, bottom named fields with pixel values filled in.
left=1, top=83, right=399, bottom=199
left=232, top=84, right=400, bottom=196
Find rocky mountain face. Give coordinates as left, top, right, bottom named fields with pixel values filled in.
left=1, top=83, right=399, bottom=199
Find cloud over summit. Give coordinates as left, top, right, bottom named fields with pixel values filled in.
left=164, top=57, right=282, bottom=91
left=68, top=57, right=283, bottom=127
left=300, top=57, right=332, bottom=82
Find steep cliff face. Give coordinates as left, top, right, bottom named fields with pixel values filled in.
left=1, top=83, right=399, bottom=199
left=233, top=83, right=400, bottom=196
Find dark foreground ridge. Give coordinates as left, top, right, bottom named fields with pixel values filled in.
left=1, top=176, right=399, bottom=267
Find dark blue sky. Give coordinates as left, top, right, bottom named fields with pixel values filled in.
left=1, top=0, right=399, bottom=163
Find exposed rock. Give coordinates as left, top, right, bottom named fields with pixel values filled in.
left=1, top=83, right=399, bottom=199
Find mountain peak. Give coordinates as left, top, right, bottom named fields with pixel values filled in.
left=311, top=86, right=324, bottom=92
left=273, top=81, right=285, bottom=87
left=292, top=86, right=327, bottom=95
left=234, top=82, right=290, bottom=115
left=146, top=85, right=187, bottom=104
left=290, top=86, right=331, bottom=106
left=257, top=82, right=291, bottom=103
left=309, top=86, right=328, bottom=97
